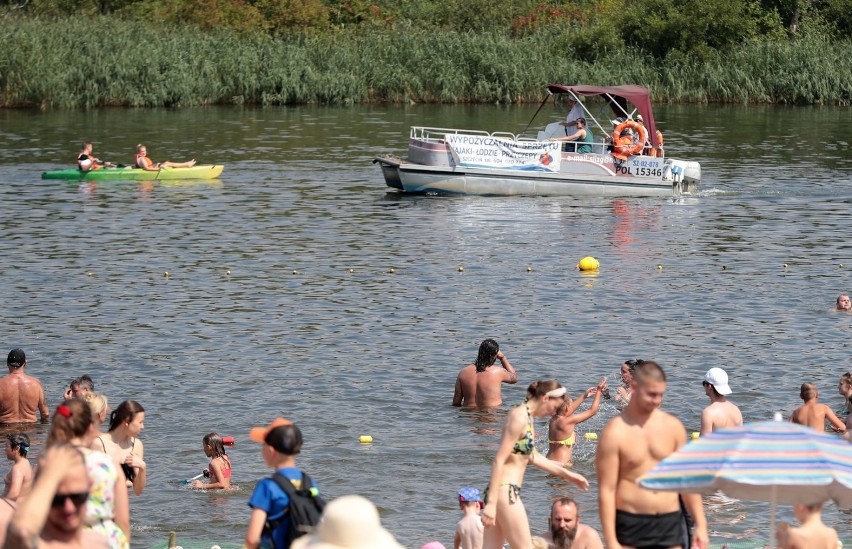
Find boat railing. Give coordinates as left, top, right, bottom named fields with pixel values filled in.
left=410, top=126, right=535, bottom=143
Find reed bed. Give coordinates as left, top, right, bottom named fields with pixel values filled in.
left=0, top=17, right=849, bottom=109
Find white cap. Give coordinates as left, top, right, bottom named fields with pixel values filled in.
left=704, top=368, right=732, bottom=395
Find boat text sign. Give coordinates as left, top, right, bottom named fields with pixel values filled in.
left=445, top=135, right=561, bottom=172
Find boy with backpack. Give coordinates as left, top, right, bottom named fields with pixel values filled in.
left=244, top=418, right=325, bottom=549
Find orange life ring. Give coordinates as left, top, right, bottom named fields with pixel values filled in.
left=611, top=120, right=648, bottom=160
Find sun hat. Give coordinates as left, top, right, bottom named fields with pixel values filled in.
left=290, top=495, right=405, bottom=549
left=458, top=487, right=483, bottom=504
left=704, top=367, right=732, bottom=395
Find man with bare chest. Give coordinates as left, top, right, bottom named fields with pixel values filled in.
left=0, top=349, right=49, bottom=424
left=596, top=361, right=707, bottom=549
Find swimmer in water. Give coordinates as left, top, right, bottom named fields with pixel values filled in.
left=614, top=359, right=643, bottom=407
left=790, top=383, right=846, bottom=433
left=192, top=433, right=232, bottom=490
left=547, top=377, right=607, bottom=466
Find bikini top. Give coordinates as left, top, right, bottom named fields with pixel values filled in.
left=512, top=405, right=535, bottom=455
left=212, top=455, right=232, bottom=479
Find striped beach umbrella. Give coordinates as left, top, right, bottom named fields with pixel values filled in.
left=639, top=417, right=852, bottom=544
left=639, top=419, right=852, bottom=506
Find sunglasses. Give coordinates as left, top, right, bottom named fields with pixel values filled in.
left=51, top=492, right=89, bottom=508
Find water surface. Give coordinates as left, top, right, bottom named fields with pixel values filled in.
left=0, top=102, right=850, bottom=547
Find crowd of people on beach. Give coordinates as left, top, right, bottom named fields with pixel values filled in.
left=1, top=333, right=849, bottom=549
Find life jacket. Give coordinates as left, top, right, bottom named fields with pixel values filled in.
left=135, top=153, right=153, bottom=169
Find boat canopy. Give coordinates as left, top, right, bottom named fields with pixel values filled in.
left=547, top=84, right=659, bottom=148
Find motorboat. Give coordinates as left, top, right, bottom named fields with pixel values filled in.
left=373, top=84, right=700, bottom=197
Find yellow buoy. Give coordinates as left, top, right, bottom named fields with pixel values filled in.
left=458, top=266, right=464, bottom=272
left=577, top=257, right=600, bottom=271
left=388, top=267, right=395, bottom=274
left=691, top=432, right=700, bottom=440
left=583, top=432, right=598, bottom=440
left=348, top=268, right=355, bottom=273
left=87, top=271, right=94, bottom=277
left=292, top=270, right=299, bottom=275
left=656, top=264, right=663, bottom=270
left=163, top=271, right=170, bottom=278
left=527, top=266, right=532, bottom=272
left=359, top=435, right=373, bottom=443
left=783, top=264, right=788, bottom=268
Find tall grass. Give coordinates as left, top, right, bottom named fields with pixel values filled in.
left=0, top=16, right=849, bottom=109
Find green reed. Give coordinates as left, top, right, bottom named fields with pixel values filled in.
left=0, top=17, right=849, bottom=109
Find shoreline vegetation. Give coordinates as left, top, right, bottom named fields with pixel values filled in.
left=1, top=13, right=850, bottom=110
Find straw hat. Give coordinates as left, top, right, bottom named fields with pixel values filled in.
left=291, top=495, right=405, bottom=549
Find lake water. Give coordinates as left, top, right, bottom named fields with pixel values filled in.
left=0, top=102, right=851, bottom=548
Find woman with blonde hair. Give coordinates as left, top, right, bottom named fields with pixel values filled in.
left=83, top=392, right=110, bottom=429
left=48, top=398, right=130, bottom=549
left=547, top=377, right=607, bottom=466
left=482, top=380, right=589, bottom=549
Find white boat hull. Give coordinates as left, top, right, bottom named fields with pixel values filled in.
left=375, top=123, right=700, bottom=197
left=375, top=155, right=698, bottom=197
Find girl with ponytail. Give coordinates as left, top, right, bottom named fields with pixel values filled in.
left=48, top=398, right=130, bottom=549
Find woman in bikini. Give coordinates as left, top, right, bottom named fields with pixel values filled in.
left=482, top=380, right=590, bottom=549
left=95, top=400, right=147, bottom=496
left=547, top=377, right=607, bottom=466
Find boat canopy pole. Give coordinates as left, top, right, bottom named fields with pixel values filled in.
left=521, top=91, right=553, bottom=137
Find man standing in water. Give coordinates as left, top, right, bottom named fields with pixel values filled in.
left=452, top=339, right=517, bottom=407
left=0, top=349, right=49, bottom=424
left=700, top=367, right=743, bottom=435
left=596, top=361, right=708, bottom=549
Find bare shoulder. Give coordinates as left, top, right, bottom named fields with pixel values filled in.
left=599, top=414, right=627, bottom=447
left=576, top=523, right=603, bottom=547
left=657, top=409, right=685, bottom=429
left=457, top=364, right=475, bottom=378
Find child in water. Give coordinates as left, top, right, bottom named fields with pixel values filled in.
left=3, top=433, right=32, bottom=501
left=192, top=433, right=232, bottom=490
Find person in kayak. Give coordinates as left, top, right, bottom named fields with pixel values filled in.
left=78, top=142, right=112, bottom=172
left=135, top=144, right=196, bottom=171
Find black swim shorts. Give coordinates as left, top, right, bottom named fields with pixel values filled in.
left=615, top=508, right=684, bottom=549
